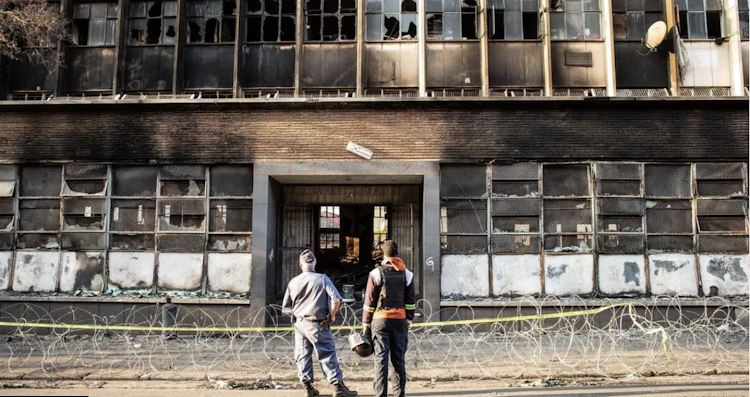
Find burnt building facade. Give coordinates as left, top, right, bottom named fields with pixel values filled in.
left=0, top=0, right=748, bottom=324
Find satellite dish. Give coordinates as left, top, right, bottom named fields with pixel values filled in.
left=644, top=21, right=668, bottom=52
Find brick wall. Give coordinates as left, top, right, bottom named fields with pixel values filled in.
left=0, top=99, right=746, bottom=163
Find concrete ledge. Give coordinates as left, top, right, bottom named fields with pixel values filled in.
left=0, top=295, right=250, bottom=305
left=440, top=298, right=750, bottom=308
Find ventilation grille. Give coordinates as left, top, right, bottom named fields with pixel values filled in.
left=364, top=89, right=419, bottom=98
left=679, top=87, right=731, bottom=97
left=428, top=89, right=481, bottom=97
left=616, top=88, right=670, bottom=97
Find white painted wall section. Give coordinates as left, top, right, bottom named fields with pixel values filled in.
left=158, top=253, right=204, bottom=291
left=0, top=251, right=12, bottom=290
left=108, top=252, right=155, bottom=289
left=492, top=255, right=541, bottom=296
left=698, top=255, right=749, bottom=296
left=680, top=42, right=731, bottom=87
left=598, top=255, right=646, bottom=295
left=440, top=255, right=490, bottom=297
left=648, top=254, right=698, bottom=296
left=12, top=251, right=60, bottom=292
left=544, top=255, right=594, bottom=296
left=207, top=253, right=252, bottom=294
left=59, top=252, right=104, bottom=292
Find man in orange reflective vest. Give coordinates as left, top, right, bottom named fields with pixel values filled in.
left=362, top=240, right=416, bottom=397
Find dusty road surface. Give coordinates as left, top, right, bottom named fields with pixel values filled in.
left=1, top=376, right=748, bottom=397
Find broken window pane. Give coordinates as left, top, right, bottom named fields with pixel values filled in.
left=543, top=199, right=592, bottom=233
left=17, top=233, right=60, bottom=249
left=63, top=198, right=106, bottom=231
left=189, top=19, right=204, bottom=41
left=20, top=199, right=61, bottom=231
left=210, top=166, right=253, bottom=197
left=110, top=234, right=155, bottom=250
left=492, top=217, right=540, bottom=233
left=157, top=234, right=206, bottom=252
left=441, top=235, right=487, bottom=253
left=646, top=199, right=692, bottom=233
left=440, top=199, right=487, bottom=233
left=543, top=165, right=589, bottom=197
left=440, top=164, right=487, bottom=198
left=491, top=234, right=541, bottom=253
left=0, top=166, right=17, bottom=197
left=323, top=15, right=339, bottom=40
left=0, top=233, right=12, bottom=250
left=598, top=197, right=644, bottom=215
left=21, top=166, right=62, bottom=197
left=206, top=18, right=220, bottom=42
left=648, top=235, right=693, bottom=252
left=210, top=199, right=253, bottom=232
left=597, top=234, right=644, bottom=254
left=645, top=164, right=691, bottom=197
left=492, top=198, right=541, bottom=216
left=111, top=199, right=156, bottom=231
left=160, top=180, right=206, bottom=196
left=209, top=234, right=252, bottom=251
left=544, top=235, right=593, bottom=252
left=114, top=166, right=157, bottom=197
left=698, top=235, right=748, bottom=253
left=158, top=199, right=206, bottom=231
left=62, top=232, right=106, bottom=250
left=247, top=15, right=263, bottom=40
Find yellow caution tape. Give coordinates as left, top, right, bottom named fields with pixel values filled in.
left=0, top=303, right=632, bottom=333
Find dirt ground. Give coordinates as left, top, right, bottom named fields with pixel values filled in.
left=0, top=375, right=749, bottom=397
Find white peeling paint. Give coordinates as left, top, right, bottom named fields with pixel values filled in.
left=59, top=252, right=104, bottom=292
left=648, top=254, right=698, bottom=296
left=12, top=251, right=60, bottom=292
left=698, top=255, right=749, bottom=296
left=598, top=255, right=646, bottom=295
left=544, top=255, right=594, bottom=296
left=108, top=252, right=155, bottom=290
left=492, top=255, right=541, bottom=296
left=158, top=253, right=203, bottom=291
left=0, top=251, right=12, bottom=290
left=440, top=255, right=490, bottom=297
left=207, top=253, right=252, bottom=294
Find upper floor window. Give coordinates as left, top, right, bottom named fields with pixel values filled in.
left=306, top=0, right=356, bottom=41
left=129, top=1, right=177, bottom=44
left=427, top=0, right=478, bottom=41
left=486, top=0, right=539, bottom=40
left=72, top=1, right=119, bottom=45
left=739, top=0, right=748, bottom=39
left=366, top=0, right=418, bottom=41
left=247, top=0, right=296, bottom=42
left=612, top=0, right=662, bottom=41
left=187, top=0, right=236, bottom=43
left=675, top=0, right=722, bottom=39
left=549, top=0, right=601, bottom=40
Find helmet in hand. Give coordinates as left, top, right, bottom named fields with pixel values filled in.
left=348, top=332, right=374, bottom=357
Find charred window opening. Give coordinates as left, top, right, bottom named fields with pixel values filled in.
left=612, top=0, right=662, bottom=41
left=19, top=166, right=62, bottom=249
left=247, top=0, right=296, bottom=42
left=208, top=166, right=253, bottom=252
left=427, top=0, right=478, bottom=40
left=696, top=163, right=748, bottom=254
left=595, top=163, right=645, bottom=253
left=188, top=0, right=236, bottom=43
left=129, top=1, right=177, bottom=45
left=549, top=0, right=601, bottom=40
left=156, top=166, right=206, bottom=252
left=676, top=0, right=723, bottom=39
left=542, top=164, right=592, bottom=252
left=111, top=166, right=157, bottom=251
left=740, top=0, right=749, bottom=38
left=440, top=165, right=488, bottom=254
left=491, top=163, right=541, bottom=253
left=72, top=2, right=118, bottom=46
left=0, top=166, right=16, bottom=247
left=644, top=164, right=694, bottom=252
left=306, top=0, right=357, bottom=41
left=366, top=0, right=418, bottom=40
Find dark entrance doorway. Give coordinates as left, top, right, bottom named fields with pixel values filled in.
left=275, top=185, right=420, bottom=302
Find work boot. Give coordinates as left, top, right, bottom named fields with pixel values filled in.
left=332, top=380, right=357, bottom=397
left=303, top=381, right=319, bottom=397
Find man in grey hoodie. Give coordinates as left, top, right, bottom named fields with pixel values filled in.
left=282, top=249, right=357, bottom=397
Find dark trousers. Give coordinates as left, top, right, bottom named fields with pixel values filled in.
left=371, top=318, right=408, bottom=397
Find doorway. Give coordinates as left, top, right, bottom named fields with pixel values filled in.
left=275, top=185, right=420, bottom=302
